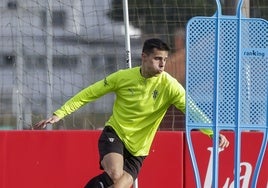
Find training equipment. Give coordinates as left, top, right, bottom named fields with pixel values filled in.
left=185, top=0, right=268, bottom=187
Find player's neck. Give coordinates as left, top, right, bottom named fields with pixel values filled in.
left=140, top=67, right=151, bottom=79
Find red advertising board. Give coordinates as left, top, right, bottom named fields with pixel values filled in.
left=0, top=131, right=102, bottom=188
left=0, top=131, right=184, bottom=188
left=184, top=131, right=268, bottom=188
left=139, top=131, right=184, bottom=187
left=0, top=131, right=267, bottom=187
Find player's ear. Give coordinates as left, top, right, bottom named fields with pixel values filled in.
left=141, top=52, right=148, bottom=59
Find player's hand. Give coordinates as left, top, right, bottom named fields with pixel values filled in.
left=219, top=134, right=229, bottom=148
left=32, top=115, right=60, bottom=129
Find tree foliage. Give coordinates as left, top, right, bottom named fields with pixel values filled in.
left=108, top=0, right=215, bottom=40
left=107, top=0, right=268, bottom=47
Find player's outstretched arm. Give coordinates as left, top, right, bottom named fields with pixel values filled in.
left=33, top=115, right=60, bottom=129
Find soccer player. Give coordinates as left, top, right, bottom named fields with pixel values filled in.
left=34, top=38, right=229, bottom=188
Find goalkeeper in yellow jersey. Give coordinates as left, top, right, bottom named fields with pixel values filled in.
left=34, top=38, right=229, bottom=188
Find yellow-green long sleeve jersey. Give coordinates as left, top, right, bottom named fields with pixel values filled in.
left=54, top=66, right=212, bottom=156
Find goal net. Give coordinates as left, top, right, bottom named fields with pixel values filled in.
left=0, top=0, right=267, bottom=130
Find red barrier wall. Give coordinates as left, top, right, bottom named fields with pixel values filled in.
left=0, top=131, right=267, bottom=188
left=0, top=131, right=102, bottom=188
left=139, top=131, right=184, bottom=187
left=0, top=131, right=184, bottom=188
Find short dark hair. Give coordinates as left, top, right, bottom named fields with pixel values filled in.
left=142, top=38, right=170, bottom=54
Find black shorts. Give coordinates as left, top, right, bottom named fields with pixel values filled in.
left=98, top=126, right=146, bottom=180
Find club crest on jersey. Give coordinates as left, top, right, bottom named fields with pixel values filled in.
left=152, top=90, right=158, bottom=100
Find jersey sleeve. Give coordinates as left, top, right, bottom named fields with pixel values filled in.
left=170, top=78, right=213, bottom=137
left=187, top=96, right=213, bottom=136
left=54, top=72, right=119, bottom=119
left=170, top=79, right=186, bottom=113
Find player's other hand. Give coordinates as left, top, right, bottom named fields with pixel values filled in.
left=32, top=115, right=60, bottom=129
left=219, top=134, right=229, bottom=149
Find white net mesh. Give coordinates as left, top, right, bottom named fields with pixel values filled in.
left=0, top=0, right=267, bottom=130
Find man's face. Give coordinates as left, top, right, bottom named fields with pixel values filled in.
left=141, top=48, right=169, bottom=78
